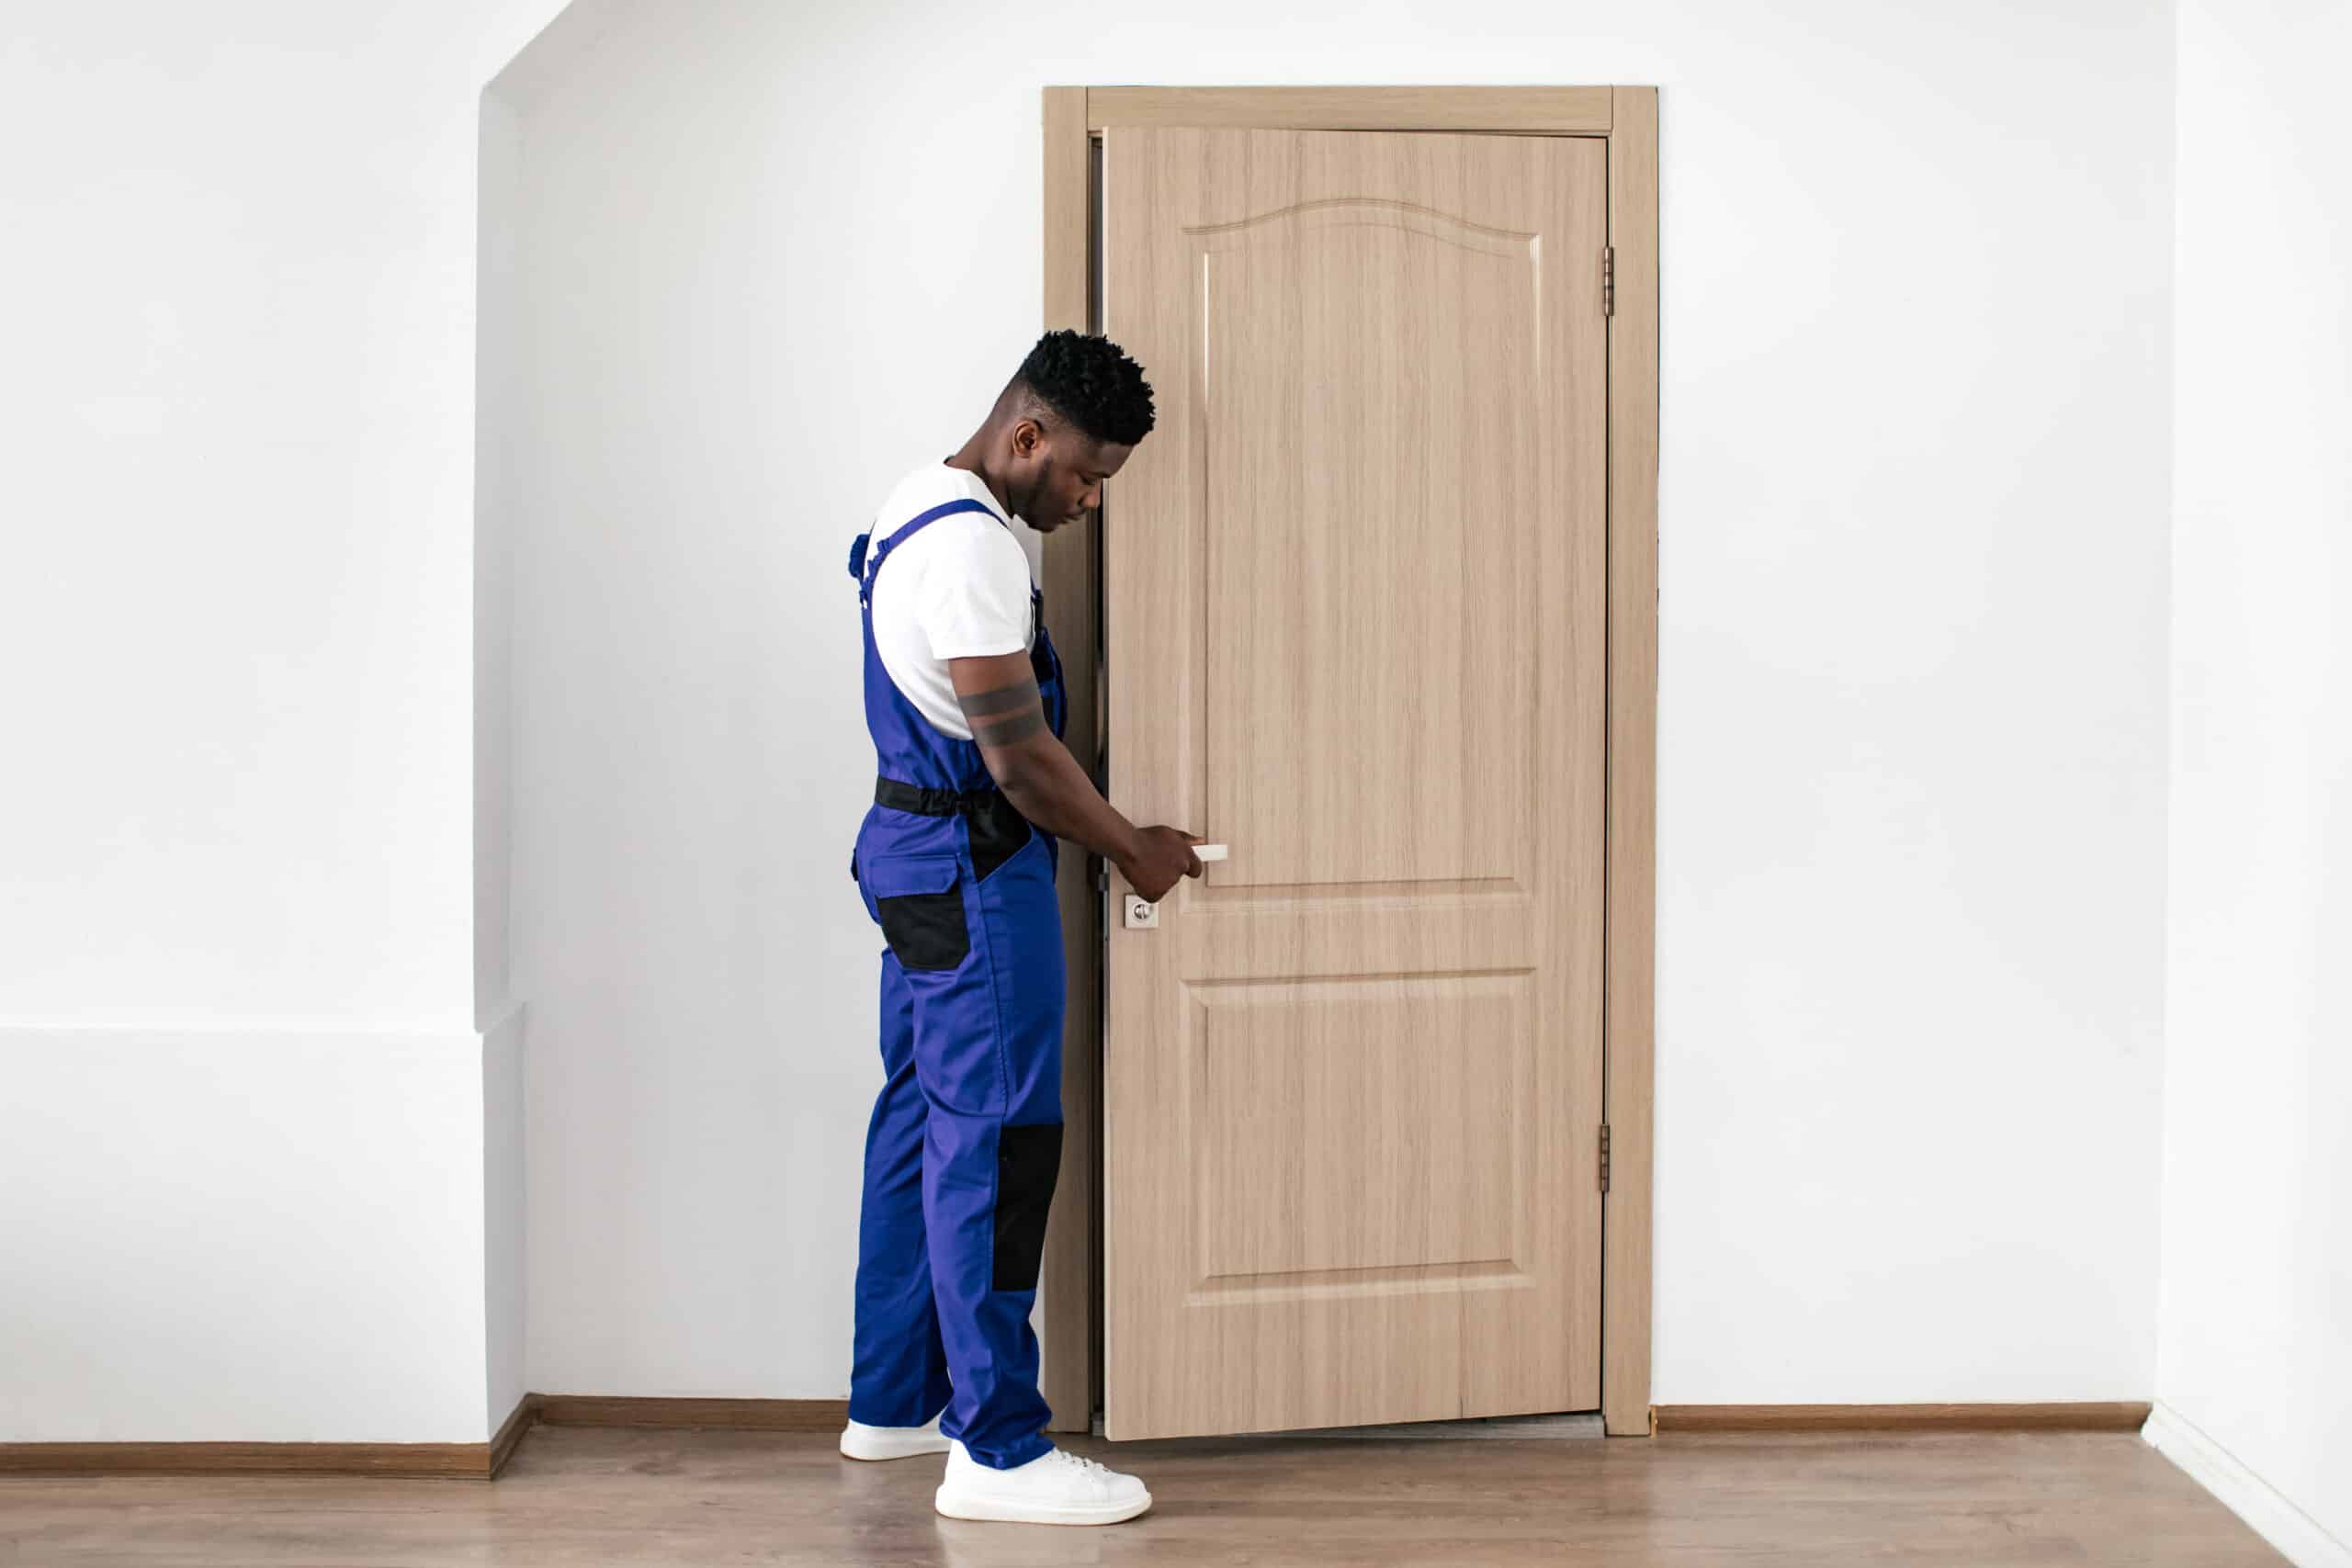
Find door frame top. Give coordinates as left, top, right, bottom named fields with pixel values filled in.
left=1037, top=83, right=1659, bottom=1439
left=1083, top=85, right=1615, bottom=134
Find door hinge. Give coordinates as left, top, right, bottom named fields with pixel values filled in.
left=1602, top=247, right=1616, bottom=317
left=1598, top=1123, right=1611, bottom=1193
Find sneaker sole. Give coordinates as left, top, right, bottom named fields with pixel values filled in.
left=839, top=1434, right=952, bottom=1461
left=933, top=1486, right=1154, bottom=1526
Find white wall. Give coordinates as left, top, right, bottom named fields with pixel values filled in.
left=476, top=82, right=534, bottom=1435
left=493, top=0, right=2176, bottom=1404
left=2150, top=0, right=2352, bottom=1559
left=0, top=0, right=566, bottom=1441
left=0, top=1028, right=491, bottom=1441
left=482, top=1008, right=531, bottom=1432
left=12, top=6, right=2346, bottom=1518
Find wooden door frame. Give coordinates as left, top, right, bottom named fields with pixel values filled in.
left=1039, top=84, right=1658, bottom=1439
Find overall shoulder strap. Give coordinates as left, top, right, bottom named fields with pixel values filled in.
left=855, top=497, right=1003, bottom=605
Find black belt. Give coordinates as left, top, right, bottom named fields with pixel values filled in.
left=876, top=776, right=1002, bottom=817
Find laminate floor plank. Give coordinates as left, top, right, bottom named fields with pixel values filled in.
left=0, top=1428, right=2283, bottom=1566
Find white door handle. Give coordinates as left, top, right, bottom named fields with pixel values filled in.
left=1122, top=845, right=1227, bottom=931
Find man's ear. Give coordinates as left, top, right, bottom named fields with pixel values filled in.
left=1010, top=417, right=1046, bottom=458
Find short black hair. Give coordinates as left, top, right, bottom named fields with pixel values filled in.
left=1014, top=330, right=1156, bottom=446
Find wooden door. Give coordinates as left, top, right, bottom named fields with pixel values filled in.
left=1102, top=127, right=1610, bottom=1438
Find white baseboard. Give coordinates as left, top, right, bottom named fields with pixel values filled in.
left=2143, top=1401, right=2351, bottom=1568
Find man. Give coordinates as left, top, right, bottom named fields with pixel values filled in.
left=839, top=331, right=1198, bottom=1526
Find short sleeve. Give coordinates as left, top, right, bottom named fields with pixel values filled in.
left=913, top=517, right=1034, bottom=660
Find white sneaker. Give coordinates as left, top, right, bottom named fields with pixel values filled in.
left=933, top=1439, right=1152, bottom=1526
left=839, top=1411, right=950, bottom=1461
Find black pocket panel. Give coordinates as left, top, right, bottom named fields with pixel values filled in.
left=992, top=1122, right=1065, bottom=1292
left=967, top=793, right=1036, bottom=884
left=876, top=889, right=969, bottom=972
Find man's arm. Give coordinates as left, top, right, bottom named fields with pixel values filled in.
left=949, top=652, right=1200, bottom=902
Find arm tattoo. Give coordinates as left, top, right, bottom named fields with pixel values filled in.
left=968, top=706, right=1048, bottom=748
left=956, top=676, right=1041, bottom=719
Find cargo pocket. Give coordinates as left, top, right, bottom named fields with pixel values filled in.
left=866, top=854, right=969, bottom=972
left=992, top=1122, right=1064, bottom=1292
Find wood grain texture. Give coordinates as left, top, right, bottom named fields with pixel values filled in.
left=1053, top=84, right=1663, bottom=1447
left=1036, top=83, right=1099, bottom=1437
left=1088, top=85, right=1613, bottom=134
left=1655, top=1404, right=2158, bottom=1433
left=487, top=1393, right=540, bottom=1478
left=1601, top=83, right=1660, bottom=1439
left=0, top=1442, right=496, bottom=1479
left=0, top=1427, right=2285, bottom=1563
left=532, top=1396, right=847, bottom=1430
left=1103, top=126, right=1610, bottom=1440
left=0, top=1395, right=541, bottom=1480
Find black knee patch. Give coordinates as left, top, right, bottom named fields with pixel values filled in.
left=992, top=1122, right=1064, bottom=1292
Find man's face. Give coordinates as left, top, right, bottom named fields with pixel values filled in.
left=1012, top=419, right=1133, bottom=534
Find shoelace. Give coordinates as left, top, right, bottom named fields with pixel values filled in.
left=1048, top=1451, right=1115, bottom=1482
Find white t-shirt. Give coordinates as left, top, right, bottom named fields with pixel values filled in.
left=865, top=463, right=1038, bottom=739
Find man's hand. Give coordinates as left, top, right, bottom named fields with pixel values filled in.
left=1122, top=827, right=1202, bottom=903
left=949, top=653, right=1193, bottom=885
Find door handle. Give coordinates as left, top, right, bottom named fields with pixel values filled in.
left=1121, top=845, right=1228, bottom=931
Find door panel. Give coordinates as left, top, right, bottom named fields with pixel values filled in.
left=1103, top=127, right=1608, bottom=1439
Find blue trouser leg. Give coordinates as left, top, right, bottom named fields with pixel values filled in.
left=920, top=1106, right=1053, bottom=1469
left=847, top=954, right=953, bottom=1427
left=904, top=832, right=1067, bottom=1471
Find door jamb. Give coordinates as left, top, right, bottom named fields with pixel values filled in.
left=1038, top=84, right=1659, bottom=1438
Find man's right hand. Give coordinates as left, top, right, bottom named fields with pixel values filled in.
left=948, top=655, right=1206, bottom=899
left=1122, top=826, right=1203, bottom=904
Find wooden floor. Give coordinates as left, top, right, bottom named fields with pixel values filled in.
left=0, top=1427, right=2282, bottom=1565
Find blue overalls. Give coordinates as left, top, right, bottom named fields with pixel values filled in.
left=845, top=497, right=1069, bottom=1471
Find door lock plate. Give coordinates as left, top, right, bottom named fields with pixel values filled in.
left=1122, top=894, right=1159, bottom=931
